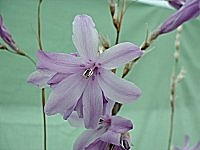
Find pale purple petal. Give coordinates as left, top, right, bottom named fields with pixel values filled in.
left=0, top=15, right=18, bottom=51
left=44, top=73, right=88, bottom=119
left=82, top=77, right=103, bottom=129
left=47, top=73, right=70, bottom=87
left=98, top=69, right=141, bottom=103
left=86, top=140, right=108, bottom=150
left=100, top=130, right=121, bottom=146
left=27, top=69, right=55, bottom=88
left=36, top=50, right=85, bottom=73
left=103, top=97, right=115, bottom=115
left=110, top=116, right=133, bottom=133
left=67, top=111, right=84, bottom=127
left=72, top=15, right=99, bottom=60
left=159, top=0, right=200, bottom=34
left=74, top=96, right=83, bottom=118
left=74, top=128, right=106, bottom=150
left=98, top=42, right=143, bottom=69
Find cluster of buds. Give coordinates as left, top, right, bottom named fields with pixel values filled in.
left=109, top=0, right=126, bottom=37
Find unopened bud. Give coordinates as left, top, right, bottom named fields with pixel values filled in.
left=99, top=34, right=110, bottom=51
left=175, top=41, right=180, bottom=50
left=174, top=49, right=180, bottom=60
left=109, top=0, right=116, bottom=17
left=176, top=68, right=186, bottom=83
left=177, top=25, right=183, bottom=33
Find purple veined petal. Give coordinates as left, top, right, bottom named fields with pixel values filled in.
left=86, top=140, right=108, bottom=150
left=109, top=116, right=133, bottom=133
left=98, top=69, right=141, bottom=103
left=36, top=50, right=85, bottom=74
left=27, top=69, right=56, bottom=88
left=159, top=0, right=200, bottom=34
left=100, top=130, right=121, bottom=146
left=74, top=96, right=83, bottom=118
left=47, top=72, right=70, bottom=87
left=103, top=97, right=115, bottom=116
left=98, top=42, right=143, bottom=69
left=73, top=128, right=106, bottom=150
left=0, top=15, right=18, bottom=51
left=67, top=111, right=84, bottom=127
left=44, top=73, right=88, bottom=119
left=72, top=15, right=99, bottom=60
left=82, top=77, right=103, bottom=129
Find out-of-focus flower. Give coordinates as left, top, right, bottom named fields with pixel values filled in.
left=73, top=115, right=133, bottom=150
left=152, top=0, right=200, bottom=38
left=27, top=14, right=143, bottom=129
left=168, top=0, right=186, bottom=9
left=174, top=136, right=200, bottom=150
left=0, top=15, right=19, bottom=52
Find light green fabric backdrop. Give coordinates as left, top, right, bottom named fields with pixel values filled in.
left=0, top=0, right=200, bottom=150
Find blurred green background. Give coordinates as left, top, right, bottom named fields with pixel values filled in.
left=0, top=0, right=200, bottom=150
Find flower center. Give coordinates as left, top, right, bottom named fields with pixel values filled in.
left=82, top=62, right=100, bottom=79
left=82, top=68, right=94, bottom=79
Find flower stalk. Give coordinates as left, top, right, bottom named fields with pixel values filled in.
left=168, top=25, right=184, bottom=150
left=37, top=0, right=47, bottom=150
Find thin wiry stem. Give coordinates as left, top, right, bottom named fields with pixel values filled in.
left=0, top=44, right=36, bottom=65
left=38, top=0, right=43, bottom=50
left=110, top=0, right=126, bottom=117
left=37, top=0, right=47, bottom=150
left=24, top=54, right=36, bottom=65
left=168, top=73, right=176, bottom=150
left=167, top=26, right=183, bottom=150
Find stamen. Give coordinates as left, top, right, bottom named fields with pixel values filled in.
left=82, top=68, right=94, bottom=79
left=122, top=140, right=130, bottom=150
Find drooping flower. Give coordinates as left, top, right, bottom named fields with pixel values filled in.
left=174, top=136, right=200, bottom=150
left=152, top=0, right=200, bottom=38
left=168, top=0, right=186, bottom=9
left=73, top=115, right=133, bottom=150
left=27, top=14, right=143, bottom=128
left=0, top=15, right=19, bottom=52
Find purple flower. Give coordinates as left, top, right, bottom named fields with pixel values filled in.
left=168, top=0, right=186, bottom=9
left=27, top=15, right=143, bottom=128
left=174, top=136, right=200, bottom=150
left=73, top=115, right=133, bottom=150
left=0, top=15, right=18, bottom=51
left=154, top=0, right=200, bottom=36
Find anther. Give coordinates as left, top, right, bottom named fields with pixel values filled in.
left=82, top=68, right=94, bottom=79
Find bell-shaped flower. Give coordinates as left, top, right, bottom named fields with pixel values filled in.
left=153, top=0, right=200, bottom=37
left=0, top=15, right=19, bottom=52
left=174, top=136, right=200, bottom=150
left=73, top=115, right=133, bottom=150
left=27, top=14, right=143, bottom=129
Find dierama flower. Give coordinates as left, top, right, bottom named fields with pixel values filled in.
left=174, top=136, right=200, bottom=150
left=73, top=115, right=133, bottom=150
left=27, top=14, right=143, bottom=128
left=153, top=0, right=200, bottom=38
left=168, top=0, right=186, bottom=9
left=0, top=15, right=19, bottom=52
